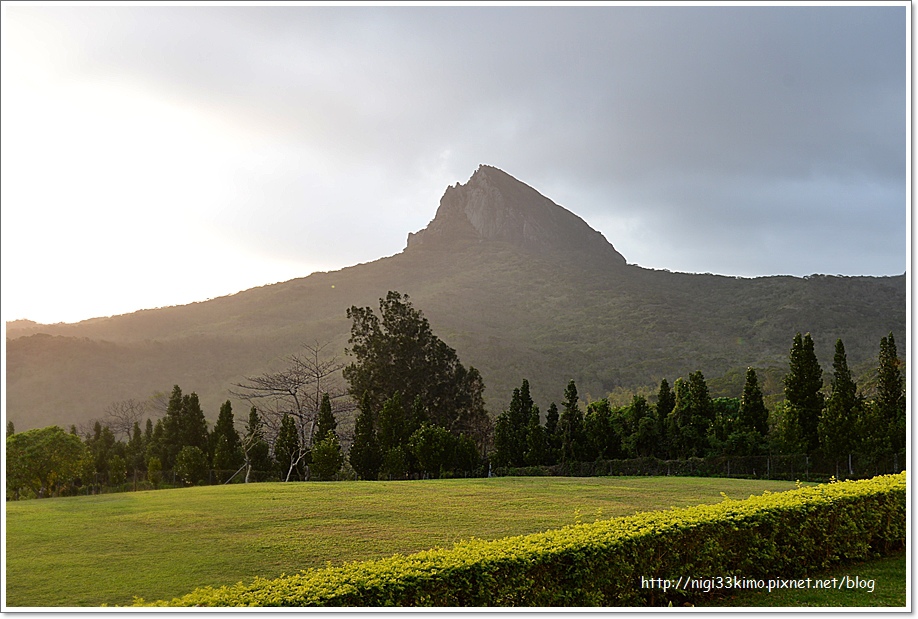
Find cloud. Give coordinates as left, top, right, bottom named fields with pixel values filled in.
left=1, top=4, right=906, bottom=322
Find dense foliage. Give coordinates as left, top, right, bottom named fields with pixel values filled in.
left=6, top=317, right=905, bottom=498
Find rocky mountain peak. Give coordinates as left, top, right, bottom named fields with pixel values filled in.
left=406, top=165, right=626, bottom=265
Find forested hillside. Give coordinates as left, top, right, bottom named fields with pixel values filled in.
left=5, top=166, right=905, bottom=431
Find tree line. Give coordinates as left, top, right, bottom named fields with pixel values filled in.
left=491, top=333, right=905, bottom=476
left=5, top=290, right=906, bottom=498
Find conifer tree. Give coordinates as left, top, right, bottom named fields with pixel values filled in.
left=493, top=380, right=534, bottom=467
left=274, top=413, right=303, bottom=481
left=558, top=380, right=584, bottom=463
left=212, top=400, right=243, bottom=471
left=314, top=393, right=337, bottom=445
left=738, top=368, right=769, bottom=436
left=242, top=407, right=272, bottom=482
left=876, top=332, right=905, bottom=454
left=544, top=402, right=560, bottom=465
left=349, top=393, right=382, bottom=480
left=783, top=333, right=824, bottom=454
left=818, top=339, right=859, bottom=475
left=655, top=378, right=675, bottom=458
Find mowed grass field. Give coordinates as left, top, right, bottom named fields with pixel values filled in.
left=7, top=476, right=806, bottom=607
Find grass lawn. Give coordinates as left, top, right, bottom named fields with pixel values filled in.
left=6, top=476, right=803, bottom=607
left=707, top=549, right=907, bottom=608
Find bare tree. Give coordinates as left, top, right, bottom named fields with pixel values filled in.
left=231, top=341, right=354, bottom=469
left=103, top=398, right=151, bottom=441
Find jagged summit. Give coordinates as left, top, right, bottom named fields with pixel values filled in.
left=407, top=165, right=626, bottom=265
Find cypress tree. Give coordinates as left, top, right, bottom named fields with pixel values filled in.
left=783, top=333, right=824, bottom=454
left=655, top=378, right=675, bottom=458
left=818, top=339, right=859, bottom=475
left=558, top=380, right=584, bottom=463
left=350, top=393, right=382, bottom=480
left=738, top=368, right=769, bottom=437
left=544, top=402, right=560, bottom=465
left=212, top=400, right=242, bottom=470
left=243, top=407, right=272, bottom=480
left=274, top=413, right=302, bottom=481
left=877, top=333, right=905, bottom=454
left=314, top=393, right=337, bottom=445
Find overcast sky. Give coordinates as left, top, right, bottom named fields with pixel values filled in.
left=1, top=3, right=908, bottom=324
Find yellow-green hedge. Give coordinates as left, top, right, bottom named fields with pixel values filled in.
left=135, top=472, right=905, bottom=607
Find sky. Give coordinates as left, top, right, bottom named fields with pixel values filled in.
left=1, top=3, right=909, bottom=325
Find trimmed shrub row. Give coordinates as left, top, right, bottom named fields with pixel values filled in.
left=135, top=472, right=905, bottom=607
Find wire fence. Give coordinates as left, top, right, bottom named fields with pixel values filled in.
left=493, top=452, right=907, bottom=482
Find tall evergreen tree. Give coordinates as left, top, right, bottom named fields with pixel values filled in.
left=493, top=380, right=534, bottom=467
left=623, top=395, right=657, bottom=458
left=876, top=332, right=906, bottom=454
left=212, top=400, right=243, bottom=471
left=274, top=413, right=303, bottom=481
left=180, top=392, right=210, bottom=457
left=783, top=333, right=824, bottom=454
left=314, top=393, right=338, bottom=445
left=242, top=407, right=272, bottom=482
left=524, top=404, right=548, bottom=466
left=655, top=378, right=675, bottom=458
left=544, top=402, right=560, bottom=465
left=738, top=368, right=769, bottom=436
left=818, top=339, right=859, bottom=475
left=668, top=372, right=713, bottom=458
left=349, top=393, right=382, bottom=480
left=558, top=380, right=585, bottom=463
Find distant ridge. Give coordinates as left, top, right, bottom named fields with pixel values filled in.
left=5, top=165, right=906, bottom=432
left=407, top=165, right=626, bottom=265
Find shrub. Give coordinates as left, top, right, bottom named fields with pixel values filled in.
left=135, top=472, right=905, bottom=607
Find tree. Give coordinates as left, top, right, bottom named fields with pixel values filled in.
left=109, top=454, right=127, bottom=486
left=147, top=456, right=163, bottom=488
left=211, top=401, right=243, bottom=471
left=7, top=426, right=88, bottom=498
left=241, top=407, right=272, bottom=483
left=558, top=380, right=585, bottom=463
left=174, top=446, right=208, bottom=485
left=818, top=339, right=860, bottom=475
left=408, top=424, right=455, bottom=479
left=232, top=342, right=351, bottom=469
left=344, top=291, right=490, bottom=445
left=492, top=381, right=534, bottom=468
left=311, top=434, right=344, bottom=481
left=738, top=368, right=769, bottom=437
left=349, top=394, right=382, bottom=480
left=655, top=379, right=675, bottom=458
left=103, top=398, right=150, bottom=442
left=544, top=402, right=560, bottom=465
left=160, top=386, right=209, bottom=468
left=667, top=372, right=713, bottom=458
left=274, top=413, right=306, bottom=482
left=313, top=393, right=337, bottom=445
left=126, top=421, right=146, bottom=474
left=623, top=395, right=657, bottom=458
left=783, top=333, right=824, bottom=454
left=876, top=333, right=905, bottom=455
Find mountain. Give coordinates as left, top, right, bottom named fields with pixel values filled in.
left=5, top=165, right=906, bottom=432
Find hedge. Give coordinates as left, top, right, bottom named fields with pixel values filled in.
left=134, top=472, right=905, bottom=607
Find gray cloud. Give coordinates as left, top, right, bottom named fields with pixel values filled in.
left=2, top=4, right=906, bottom=321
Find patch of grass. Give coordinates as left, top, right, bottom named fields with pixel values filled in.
left=5, top=476, right=802, bottom=607
left=706, top=549, right=907, bottom=608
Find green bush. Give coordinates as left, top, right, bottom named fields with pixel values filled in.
left=135, top=472, right=905, bottom=607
